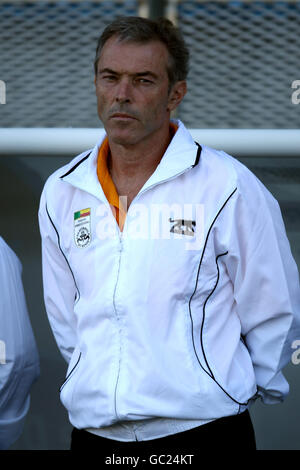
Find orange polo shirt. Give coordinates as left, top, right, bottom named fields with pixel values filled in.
left=96, top=123, right=178, bottom=231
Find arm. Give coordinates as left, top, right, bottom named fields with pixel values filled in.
left=0, top=237, right=39, bottom=450
left=38, top=188, right=78, bottom=364
left=225, top=168, right=300, bottom=404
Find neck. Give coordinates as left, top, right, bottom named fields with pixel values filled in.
left=106, top=119, right=174, bottom=209
left=107, top=120, right=173, bottom=181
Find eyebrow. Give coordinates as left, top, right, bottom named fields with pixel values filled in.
left=98, top=68, right=159, bottom=80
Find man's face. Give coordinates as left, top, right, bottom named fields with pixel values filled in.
left=94, top=36, right=186, bottom=146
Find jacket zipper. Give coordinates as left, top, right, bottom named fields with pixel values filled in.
left=112, top=165, right=194, bottom=419
left=112, top=233, right=123, bottom=420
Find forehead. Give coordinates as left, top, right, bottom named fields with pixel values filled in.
left=97, top=36, right=170, bottom=77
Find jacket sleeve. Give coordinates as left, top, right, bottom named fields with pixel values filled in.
left=225, top=167, right=300, bottom=405
left=0, top=237, right=39, bottom=450
left=38, top=186, right=78, bottom=364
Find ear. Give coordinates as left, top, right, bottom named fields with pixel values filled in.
left=167, top=81, right=187, bottom=112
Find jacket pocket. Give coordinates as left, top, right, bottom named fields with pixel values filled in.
left=59, top=351, right=81, bottom=392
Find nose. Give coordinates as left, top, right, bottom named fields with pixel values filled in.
left=115, top=77, right=132, bottom=104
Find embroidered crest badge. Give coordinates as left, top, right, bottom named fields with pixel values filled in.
left=74, top=208, right=91, bottom=248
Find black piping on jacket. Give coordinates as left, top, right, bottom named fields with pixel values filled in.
left=193, top=142, right=202, bottom=167
left=45, top=204, right=81, bottom=304
left=188, top=187, right=251, bottom=406
left=59, top=352, right=82, bottom=392
left=60, top=151, right=91, bottom=179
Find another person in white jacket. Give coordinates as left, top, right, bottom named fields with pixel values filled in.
left=39, top=17, right=300, bottom=453
left=0, top=237, right=39, bottom=450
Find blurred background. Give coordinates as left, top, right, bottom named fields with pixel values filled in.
left=0, top=0, right=299, bottom=450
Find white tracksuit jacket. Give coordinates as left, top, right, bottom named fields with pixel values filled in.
left=38, top=120, right=300, bottom=433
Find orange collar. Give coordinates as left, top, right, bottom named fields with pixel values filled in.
left=96, top=137, right=126, bottom=231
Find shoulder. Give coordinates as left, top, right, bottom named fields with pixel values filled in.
left=199, top=145, right=276, bottom=204
left=199, top=145, right=253, bottom=185
left=0, top=237, right=20, bottom=273
left=43, top=149, right=92, bottom=192
left=192, top=144, right=281, bottom=228
left=38, top=149, right=93, bottom=225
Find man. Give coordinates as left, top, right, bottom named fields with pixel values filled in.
left=0, top=237, right=39, bottom=449
left=39, top=17, right=300, bottom=452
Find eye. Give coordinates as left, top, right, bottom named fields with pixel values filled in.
left=136, top=78, right=153, bottom=85
left=103, top=75, right=117, bottom=81
left=98, top=74, right=118, bottom=83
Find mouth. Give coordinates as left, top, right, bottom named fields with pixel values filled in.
left=110, top=113, right=137, bottom=121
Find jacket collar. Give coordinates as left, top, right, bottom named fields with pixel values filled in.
left=60, top=129, right=107, bottom=202
left=60, top=120, right=201, bottom=201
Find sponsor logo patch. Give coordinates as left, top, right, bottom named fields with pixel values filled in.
left=169, top=218, right=196, bottom=236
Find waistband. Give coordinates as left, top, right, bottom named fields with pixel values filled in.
left=86, top=417, right=215, bottom=442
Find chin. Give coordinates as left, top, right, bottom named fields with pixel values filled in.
left=108, top=129, right=141, bottom=146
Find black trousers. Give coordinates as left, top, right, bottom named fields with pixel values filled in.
left=70, top=410, right=256, bottom=453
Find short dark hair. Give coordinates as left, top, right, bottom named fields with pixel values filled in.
left=94, top=16, right=189, bottom=89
